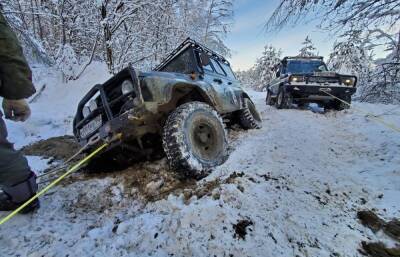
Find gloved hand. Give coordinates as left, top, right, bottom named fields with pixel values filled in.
left=2, top=99, right=31, bottom=122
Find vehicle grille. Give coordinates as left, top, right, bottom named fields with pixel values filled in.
left=308, top=77, right=340, bottom=84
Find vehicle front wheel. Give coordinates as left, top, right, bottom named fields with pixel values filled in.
left=266, top=90, right=275, bottom=106
left=239, top=98, right=262, bottom=129
left=275, top=87, right=292, bottom=109
left=162, top=102, right=228, bottom=178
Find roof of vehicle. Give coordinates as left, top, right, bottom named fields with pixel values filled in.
left=154, top=38, right=230, bottom=71
left=282, top=56, right=324, bottom=62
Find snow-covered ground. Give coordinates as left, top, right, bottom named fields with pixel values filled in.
left=0, top=66, right=399, bottom=257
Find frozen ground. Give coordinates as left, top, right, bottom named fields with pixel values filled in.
left=0, top=66, right=399, bottom=257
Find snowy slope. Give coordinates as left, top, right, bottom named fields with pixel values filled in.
left=0, top=66, right=399, bottom=257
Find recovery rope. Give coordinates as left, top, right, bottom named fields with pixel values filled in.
left=0, top=133, right=122, bottom=226
left=320, top=89, right=400, bottom=133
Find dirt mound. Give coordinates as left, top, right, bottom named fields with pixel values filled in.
left=21, top=135, right=81, bottom=161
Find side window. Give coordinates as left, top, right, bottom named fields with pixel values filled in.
left=160, top=49, right=194, bottom=74
left=197, top=52, right=214, bottom=72
left=210, top=59, right=226, bottom=76
left=220, top=62, right=236, bottom=80
left=203, top=61, right=214, bottom=72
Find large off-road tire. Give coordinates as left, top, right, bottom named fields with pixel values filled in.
left=239, top=98, right=262, bottom=129
left=162, top=102, right=228, bottom=178
left=275, top=87, right=292, bottom=109
left=265, top=90, right=275, bottom=106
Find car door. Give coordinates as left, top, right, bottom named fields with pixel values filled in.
left=217, top=60, right=243, bottom=110
left=198, top=52, right=239, bottom=113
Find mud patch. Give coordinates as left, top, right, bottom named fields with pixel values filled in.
left=21, top=136, right=81, bottom=161
left=357, top=210, right=400, bottom=257
left=360, top=242, right=400, bottom=257
left=357, top=210, right=384, bottom=232
left=384, top=220, right=400, bottom=242
left=73, top=159, right=197, bottom=203
left=357, top=210, right=400, bottom=241
left=233, top=219, right=254, bottom=240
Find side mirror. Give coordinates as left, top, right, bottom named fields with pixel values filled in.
left=200, top=53, right=211, bottom=67
left=318, top=65, right=326, bottom=72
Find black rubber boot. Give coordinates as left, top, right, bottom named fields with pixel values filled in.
left=0, top=172, right=39, bottom=213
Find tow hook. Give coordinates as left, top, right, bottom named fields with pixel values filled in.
left=319, top=88, right=332, bottom=92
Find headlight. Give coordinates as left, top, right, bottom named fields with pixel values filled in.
left=89, top=99, right=97, bottom=111
left=121, top=80, right=134, bottom=94
left=82, top=106, right=90, bottom=118
left=290, top=76, right=305, bottom=83
left=342, top=77, right=355, bottom=87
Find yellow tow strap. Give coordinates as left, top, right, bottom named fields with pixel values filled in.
left=0, top=142, right=109, bottom=226
left=321, top=90, right=400, bottom=133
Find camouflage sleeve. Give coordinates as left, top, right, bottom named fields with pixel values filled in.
left=0, top=12, right=35, bottom=100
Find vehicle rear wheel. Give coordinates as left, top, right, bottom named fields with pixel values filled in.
left=162, top=102, right=228, bottom=178
left=239, top=98, right=262, bottom=129
left=266, top=90, right=275, bottom=106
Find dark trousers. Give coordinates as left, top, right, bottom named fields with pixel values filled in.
left=0, top=111, right=31, bottom=187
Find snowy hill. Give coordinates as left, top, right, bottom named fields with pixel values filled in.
left=0, top=65, right=399, bottom=257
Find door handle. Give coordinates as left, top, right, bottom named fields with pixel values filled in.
left=213, top=78, right=223, bottom=84
left=228, top=82, right=232, bottom=85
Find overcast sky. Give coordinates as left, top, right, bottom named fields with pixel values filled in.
left=225, top=0, right=337, bottom=71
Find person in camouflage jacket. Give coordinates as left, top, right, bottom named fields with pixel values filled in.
left=0, top=11, right=39, bottom=213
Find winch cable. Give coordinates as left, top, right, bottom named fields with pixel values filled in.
left=320, top=89, right=400, bottom=133
left=0, top=133, right=122, bottom=226
left=36, top=141, right=91, bottom=180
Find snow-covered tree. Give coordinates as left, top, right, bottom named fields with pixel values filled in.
left=254, top=45, right=282, bottom=89
left=327, top=30, right=372, bottom=76
left=236, top=44, right=281, bottom=91
left=55, top=44, right=79, bottom=82
left=201, top=0, right=234, bottom=57
left=0, top=0, right=234, bottom=76
left=299, top=36, right=317, bottom=57
left=235, top=68, right=258, bottom=89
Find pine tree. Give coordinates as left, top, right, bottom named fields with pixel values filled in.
left=298, top=36, right=317, bottom=57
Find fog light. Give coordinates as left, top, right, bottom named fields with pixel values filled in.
left=104, top=123, right=112, bottom=134
left=121, top=80, right=134, bottom=94
left=89, top=99, right=97, bottom=111
left=82, top=106, right=90, bottom=118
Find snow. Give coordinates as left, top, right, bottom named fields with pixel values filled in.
left=0, top=65, right=400, bottom=256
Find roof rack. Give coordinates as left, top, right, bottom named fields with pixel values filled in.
left=154, top=38, right=229, bottom=71
left=283, top=56, right=324, bottom=61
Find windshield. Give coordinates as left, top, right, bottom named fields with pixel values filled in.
left=284, top=60, right=327, bottom=74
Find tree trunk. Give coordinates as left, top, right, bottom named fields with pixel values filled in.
left=101, top=2, right=113, bottom=73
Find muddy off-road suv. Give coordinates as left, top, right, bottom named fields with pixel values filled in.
left=73, top=38, right=262, bottom=177
left=265, top=56, right=357, bottom=110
